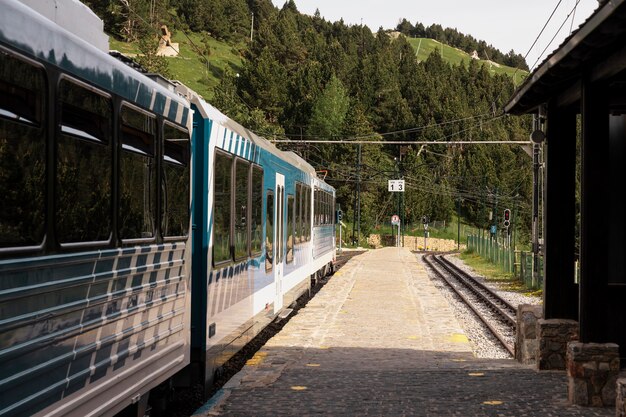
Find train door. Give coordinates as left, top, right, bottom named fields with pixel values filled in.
left=274, top=173, right=285, bottom=313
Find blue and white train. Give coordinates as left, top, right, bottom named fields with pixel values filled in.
left=0, top=1, right=336, bottom=416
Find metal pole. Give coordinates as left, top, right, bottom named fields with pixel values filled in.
left=250, top=13, right=254, bottom=43
left=395, top=155, right=400, bottom=246
left=457, top=197, right=461, bottom=251
left=532, top=128, right=540, bottom=287
left=397, top=224, right=400, bottom=247
left=513, top=197, right=517, bottom=250
left=339, top=223, right=342, bottom=254
left=356, top=143, right=361, bottom=246
left=494, top=187, right=498, bottom=241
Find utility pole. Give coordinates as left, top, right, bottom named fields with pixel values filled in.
left=395, top=154, right=400, bottom=246
left=513, top=195, right=518, bottom=251
left=457, top=197, right=461, bottom=251
left=352, top=144, right=362, bottom=246
left=531, top=112, right=546, bottom=287
left=357, top=143, right=361, bottom=246
left=250, top=12, right=254, bottom=43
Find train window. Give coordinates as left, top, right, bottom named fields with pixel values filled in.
left=313, top=190, right=320, bottom=226
left=326, top=192, right=330, bottom=225
left=0, top=51, right=46, bottom=248
left=304, top=186, right=310, bottom=241
left=319, top=190, right=323, bottom=225
left=300, top=184, right=306, bottom=242
left=295, top=184, right=302, bottom=244
left=277, top=186, right=283, bottom=263
left=327, top=192, right=331, bottom=225
left=214, top=151, right=232, bottom=263
left=162, top=123, right=190, bottom=238
left=250, top=166, right=263, bottom=255
left=317, top=190, right=322, bottom=226
left=265, top=191, right=274, bottom=272
left=119, top=105, right=156, bottom=240
left=286, top=194, right=294, bottom=264
left=234, top=159, right=249, bottom=260
left=323, top=192, right=327, bottom=225
left=56, top=79, right=112, bottom=243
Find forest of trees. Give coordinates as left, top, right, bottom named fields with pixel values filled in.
left=86, top=0, right=533, bottom=244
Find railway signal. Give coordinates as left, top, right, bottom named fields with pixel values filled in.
left=503, top=209, right=511, bottom=228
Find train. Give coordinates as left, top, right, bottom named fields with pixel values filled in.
left=0, top=1, right=336, bottom=416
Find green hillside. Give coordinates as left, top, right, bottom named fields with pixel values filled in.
left=407, top=38, right=527, bottom=85
left=109, top=34, right=526, bottom=100
left=109, top=32, right=244, bottom=100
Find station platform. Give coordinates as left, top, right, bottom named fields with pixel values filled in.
left=194, top=247, right=612, bottom=416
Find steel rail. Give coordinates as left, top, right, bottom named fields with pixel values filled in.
left=423, top=254, right=515, bottom=356
left=433, top=255, right=517, bottom=326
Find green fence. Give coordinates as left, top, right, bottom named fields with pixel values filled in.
left=467, top=235, right=543, bottom=290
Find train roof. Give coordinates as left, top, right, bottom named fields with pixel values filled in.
left=188, top=93, right=317, bottom=176
left=0, top=0, right=190, bottom=128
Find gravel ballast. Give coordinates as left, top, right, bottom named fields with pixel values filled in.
left=423, top=253, right=541, bottom=359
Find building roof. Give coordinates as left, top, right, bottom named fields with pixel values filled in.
left=505, top=0, right=626, bottom=115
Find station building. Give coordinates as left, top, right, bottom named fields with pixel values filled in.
left=505, top=0, right=626, bottom=405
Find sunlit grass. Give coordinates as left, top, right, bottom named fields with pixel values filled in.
left=407, top=37, right=528, bottom=85
left=108, top=32, right=245, bottom=100
left=459, top=251, right=542, bottom=297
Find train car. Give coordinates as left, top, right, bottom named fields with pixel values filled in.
left=0, top=1, right=193, bottom=416
left=0, top=1, right=336, bottom=415
left=183, top=91, right=336, bottom=389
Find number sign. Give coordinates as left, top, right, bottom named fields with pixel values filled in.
left=388, top=179, right=405, bottom=192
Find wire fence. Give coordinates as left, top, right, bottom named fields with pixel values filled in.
left=467, top=234, right=543, bottom=290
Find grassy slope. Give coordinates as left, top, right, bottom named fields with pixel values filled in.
left=407, top=37, right=527, bottom=86
left=109, top=32, right=244, bottom=100
left=108, top=34, right=525, bottom=99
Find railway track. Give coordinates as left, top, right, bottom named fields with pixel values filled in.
left=423, top=253, right=516, bottom=356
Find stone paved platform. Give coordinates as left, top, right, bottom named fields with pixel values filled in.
left=194, top=248, right=613, bottom=416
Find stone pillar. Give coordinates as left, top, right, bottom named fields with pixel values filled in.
left=617, top=378, right=626, bottom=416
left=515, top=304, right=543, bottom=364
left=536, top=319, right=578, bottom=370
left=566, top=342, right=619, bottom=407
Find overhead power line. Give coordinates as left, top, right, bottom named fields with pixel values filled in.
left=530, top=0, right=582, bottom=71
left=271, top=114, right=509, bottom=144
left=274, top=113, right=492, bottom=140
left=270, top=140, right=531, bottom=145
left=524, top=0, right=564, bottom=67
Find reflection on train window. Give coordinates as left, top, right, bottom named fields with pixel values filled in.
left=56, top=79, right=112, bottom=243
left=304, top=186, right=310, bottom=241
left=214, top=151, right=232, bottom=263
left=313, top=188, right=334, bottom=227
left=234, top=159, right=249, bottom=259
left=277, top=186, right=284, bottom=263
left=0, top=51, right=45, bottom=248
left=295, top=184, right=302, bottom=244
left=250, top=166, right=263, bottom=255
left=162, top=122, right=190, bottom=237
left=322, top=191, right=327, bottom=224
left=287, top=194, right=294, bottom=264
left=119, top=105, right=156, bottom=240
left=265, top=191, right=274, bottom=272
left=313, top=190, right=318, bottom=226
